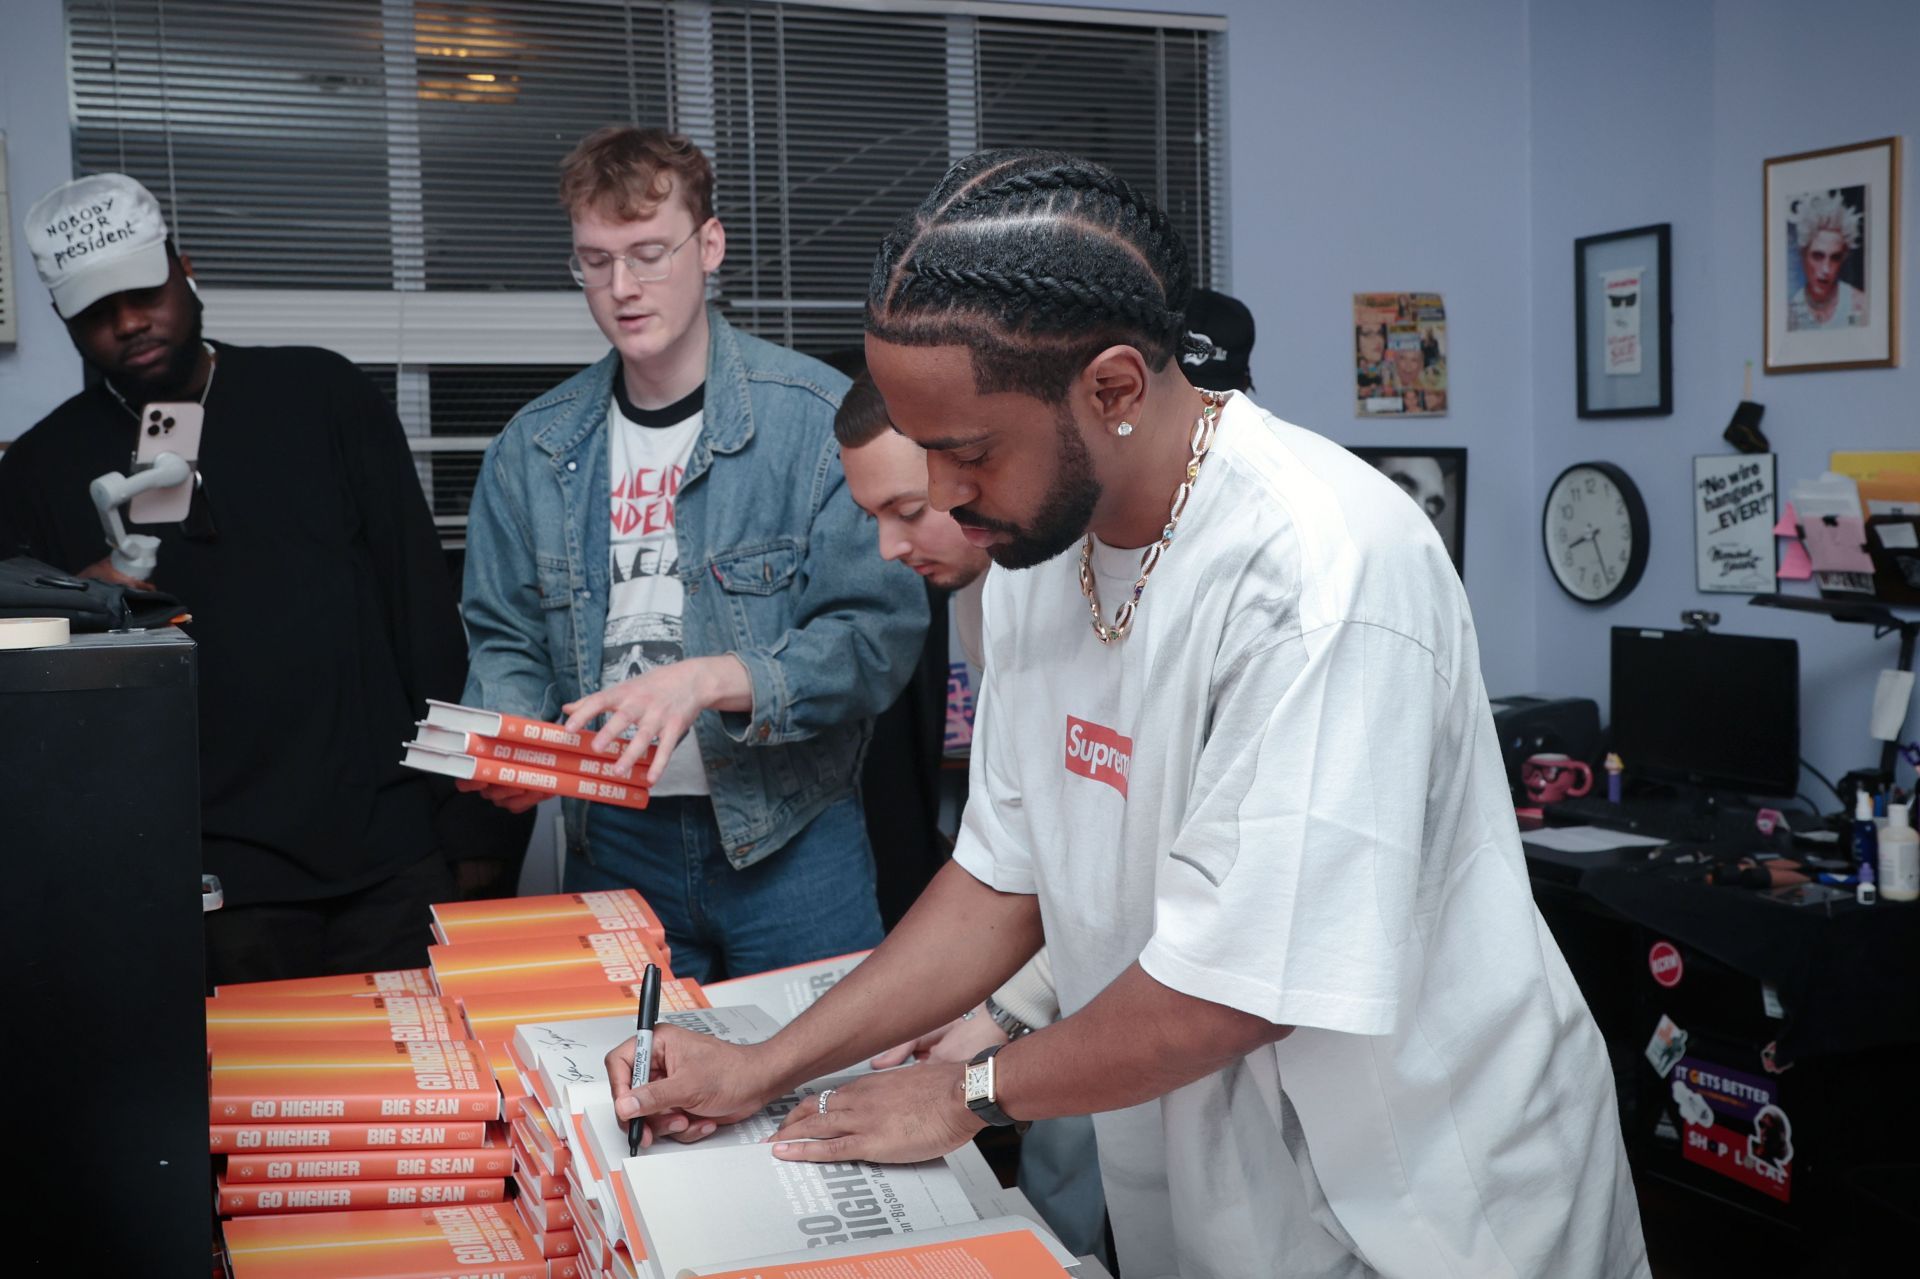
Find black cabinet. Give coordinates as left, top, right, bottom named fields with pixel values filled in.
left=0, top=630, right=208, bottom=1274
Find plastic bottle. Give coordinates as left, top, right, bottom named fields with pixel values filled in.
left=1853, top=789, right=1879, bottom=879
left=1880, top=803, right=1919, bottom=903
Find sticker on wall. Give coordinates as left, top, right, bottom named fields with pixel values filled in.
left=1645, top=1014, right=1689, bottom=1076
left=1694, top=454, right=1778, bottom=595
left=1672, top=1055, right=1793, bottom=1203
left=1648, top=940, right=1684, bottom=988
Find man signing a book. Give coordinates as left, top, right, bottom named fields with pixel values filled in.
left=604, top=150, right=1650, bottom=1279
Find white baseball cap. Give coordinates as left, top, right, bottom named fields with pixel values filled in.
left=25, top=173, right=173, bottom=319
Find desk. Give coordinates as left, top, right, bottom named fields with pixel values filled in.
left=1524, top=833, right=1920, bottom=1234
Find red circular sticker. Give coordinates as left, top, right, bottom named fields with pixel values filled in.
left=1649, top=940, right=1684, bottom=988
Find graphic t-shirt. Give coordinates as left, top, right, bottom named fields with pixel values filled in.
left=953, top=395, right=1646, bottom=1278
left=603, top=377, right=707, bottom=796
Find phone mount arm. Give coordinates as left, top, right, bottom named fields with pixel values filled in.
left=88, top=451, right=192, bottom=581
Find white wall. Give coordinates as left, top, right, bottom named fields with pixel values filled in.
left=0, top=0, right=81, bottom=437
left=1010, top=0, right=1543, bottom=693
left=1529, top=0, right=1920, bottom=794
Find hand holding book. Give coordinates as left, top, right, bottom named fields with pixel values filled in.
left=562, top=654, right=753, bottom=784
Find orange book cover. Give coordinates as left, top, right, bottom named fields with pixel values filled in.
left=516, top=1172, right=575, bottom=1234
left=429, top=930, right=670, bottom=1003
left=223, top=1141, right=511, bottom=1183
left=691, top=1230, right=1072, bottom=1278
left=458, top=977, right=705, bottom=1041
left=414, top=725, right=654, bottom=784
left=424, top=700, right=637, bottom=761
left=525, top=1221, right=579, bottom=1261
left=207, top=995, right=462, bottom=1048
left=210, top=1120, right=492, bottom=1154
left=403, top=744, right=652, bottom=811
left=223, top=1203, right=543, bottom=1279
left=515, top=1098, right=570, bottom=1178
left=210, top=1039, right=501, bottom=1125
left=548, top=1256, right=585, bottom=1279
left=213, top=969, right=437, bottom=1000
left=432, top=890, right=666, bottom=950
left=216, top=1175, right=508, bottom=1217
left=562, top=1177, right=610, bottom=1267
left=511, top=1130, right=567, bottom=1201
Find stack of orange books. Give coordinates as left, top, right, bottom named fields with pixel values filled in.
left=420, top=888, right=692, bottom=1278
left=208, top=1034, right=507, bottom=1220
left=398, top=701, right=656, bottom=810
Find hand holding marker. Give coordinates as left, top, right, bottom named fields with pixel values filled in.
left=628, top=963, right=662, bottom=1156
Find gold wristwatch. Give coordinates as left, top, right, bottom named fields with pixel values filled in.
left=963, top=1044, right=1017, bottom=1127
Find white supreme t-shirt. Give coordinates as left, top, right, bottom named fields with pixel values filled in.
left=953, top=395, right=1647, bottom=1279
left=602, top=380, right=707, bottom=796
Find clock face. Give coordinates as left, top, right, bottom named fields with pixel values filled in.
left=1543, top=462, right=1648, bottom=603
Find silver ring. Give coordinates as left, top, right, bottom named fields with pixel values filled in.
left=816, top=1088, right=836, bottom=1116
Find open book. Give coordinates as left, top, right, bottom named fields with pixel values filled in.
left=619, top=1143, right=978, bottom=1277
left=679, top=1216, right=1077, bottom=1277
left=513, top=1005, right=782, bottom=1132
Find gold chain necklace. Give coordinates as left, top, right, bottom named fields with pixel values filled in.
left=1078, top=388, right=1229, bottom=645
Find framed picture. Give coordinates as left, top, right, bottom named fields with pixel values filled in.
left=1574, top=223, right=1672, bottom=417
left=1351, top=446, right=1467, bottom=577
left=1765, top=137, right=1901, bottom=372
left=1693, top=453, right=1777, bottom=595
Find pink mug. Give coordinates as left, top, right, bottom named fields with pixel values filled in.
left=1523, top=753, right=1592, bottom=804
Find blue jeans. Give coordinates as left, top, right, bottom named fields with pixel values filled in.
left=566, top=792, right=884, bottom=983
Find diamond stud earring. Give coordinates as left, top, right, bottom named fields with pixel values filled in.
left=1115, top=421, right=1135, bottom=437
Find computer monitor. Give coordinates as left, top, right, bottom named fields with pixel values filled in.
left=1609, top=627, right=1800, bottom=798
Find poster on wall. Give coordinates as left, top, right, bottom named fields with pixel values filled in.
left=1764, top=137, right=1900, bottom=372
left=1601, top=267, right=1645, bottom=375
left=1574, top=223, right=1672, bottom=416
left=1350, top=447, right=1467, bottom=577
left=1669, top=1055, right=1793, bottom=1203
left=1354, top=292, right=1447, bottom=416
left=1693, top=454, right=1777, bottom=594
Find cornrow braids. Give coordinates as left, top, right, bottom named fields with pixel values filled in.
left=867, top=149, right=1196, bottom=403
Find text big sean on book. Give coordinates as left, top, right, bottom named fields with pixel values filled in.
left=210, top=1039, right=501, bottom=1123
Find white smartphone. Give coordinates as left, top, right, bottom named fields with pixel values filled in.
left=128, top=400, right=204, bottom=524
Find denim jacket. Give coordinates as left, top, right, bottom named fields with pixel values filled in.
left=461, top=309, right=928, bottom=869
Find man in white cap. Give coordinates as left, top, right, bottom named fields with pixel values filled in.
left=0, top=173, right=531, bottom=986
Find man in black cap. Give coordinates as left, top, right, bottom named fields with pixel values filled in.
left=1179, top=287, right=1256, bottom=393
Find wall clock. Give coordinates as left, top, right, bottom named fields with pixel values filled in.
left=1543, top=461, right=1649, bottom=603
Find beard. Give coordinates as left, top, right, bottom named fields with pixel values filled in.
left=108, top=296, right=206, bottom=403
left=954, top=411, right=1101, bottom=571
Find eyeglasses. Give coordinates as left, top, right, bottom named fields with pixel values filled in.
left=568, top=224, right=705, bottom=288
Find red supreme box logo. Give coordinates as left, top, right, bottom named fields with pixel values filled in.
left=1064, top=716, right=1132, bottom=797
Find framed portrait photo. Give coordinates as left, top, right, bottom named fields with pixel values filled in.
left=1351, top=446, right=1467, bottom=577
left=1765, top=136, right=1901, bottom=372
left=1575, top=223, right=1672, bottom=417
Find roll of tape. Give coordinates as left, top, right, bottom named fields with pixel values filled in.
left=0, top=617, right=71, bottom=650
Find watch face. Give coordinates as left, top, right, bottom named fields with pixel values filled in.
left=964, top=1062, right=991, bottom=1105
left=1544, top=463, right=1645, bottom=602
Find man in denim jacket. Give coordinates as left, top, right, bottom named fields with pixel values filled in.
left=459, top=127, right=926, bottom=981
